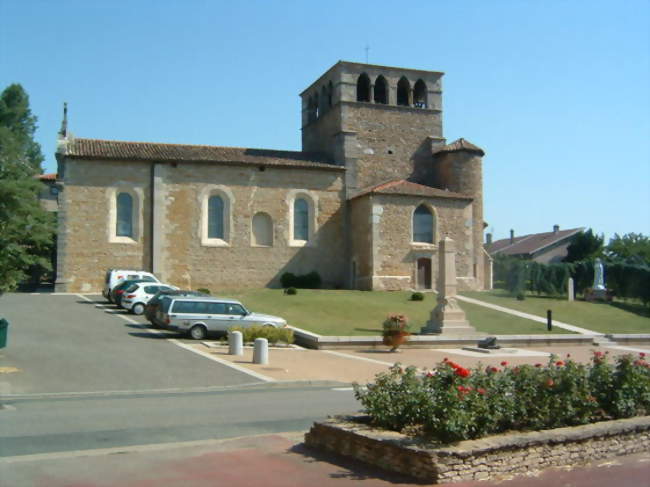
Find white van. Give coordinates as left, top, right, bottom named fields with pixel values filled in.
left=103, top=269, right=159, bottom=303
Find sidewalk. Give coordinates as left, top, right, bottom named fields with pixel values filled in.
left=192, top=341, right=650, bottom=385
left=3, top=432, right=649, bottom=487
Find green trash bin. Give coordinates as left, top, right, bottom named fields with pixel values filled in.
left=0, top=318, right=8, bottom=348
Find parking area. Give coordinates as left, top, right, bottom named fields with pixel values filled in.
left=2, top=292, right=649, bottom=394
left=0, top=293, right=264, bottom=396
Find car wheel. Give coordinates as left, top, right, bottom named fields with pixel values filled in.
left=189, top=325, right=207, bottom=340
left=132, top=303, right=145, bottom=315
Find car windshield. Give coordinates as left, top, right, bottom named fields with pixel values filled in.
left=125, top=283, right=139, bottom=292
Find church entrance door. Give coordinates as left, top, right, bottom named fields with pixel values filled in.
left=416, top=258, right=432, bottom=289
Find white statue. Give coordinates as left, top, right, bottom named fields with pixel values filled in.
left=593, top=258, right=606, bottom=291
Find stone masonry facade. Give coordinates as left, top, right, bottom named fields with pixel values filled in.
left=305, top=415, right=650, bottom=484
left=55, top=61, right=489, bottom=293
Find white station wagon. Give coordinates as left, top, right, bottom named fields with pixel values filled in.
left=157, top=296, right=287, bottom=340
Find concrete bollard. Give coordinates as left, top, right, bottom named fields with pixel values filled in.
left=568, top=277, right=575, bottom=302
left=228, top=330, right=243, bottom=356
left=253, top=338, right=268, bottom=365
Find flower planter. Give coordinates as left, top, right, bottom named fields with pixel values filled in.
left=305, top=415, right=650, bottom=484
left=382, top=331, right=409, bottom=351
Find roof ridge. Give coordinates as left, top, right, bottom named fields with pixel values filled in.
left=73, top=137, right=313, bottom=155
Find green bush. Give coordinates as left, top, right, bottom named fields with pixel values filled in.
left=280, top=271, right=322, bottom=289
left=285, top=287, right=297, bottom=295
left=228, top=325, right=294, bottom=345
left=353, top=352, right=650, bottom=444
left=196, top=288, right=211, bottom=295
left=410, top=292, right=424, bottom=301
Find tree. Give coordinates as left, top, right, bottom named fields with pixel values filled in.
left=0, top=84, right=55, bottom=294
left=563, top=229, right=604, bottom=263
left=606, top=233, right=650, bottom=266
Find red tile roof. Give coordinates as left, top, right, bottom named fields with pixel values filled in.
left=433, top=138, right=485, bottom=156
left=63, top=138, right=343, bottom=171
left=486, top=227, right=584, bottom=257
left=351, top=179, right=472, bottom=201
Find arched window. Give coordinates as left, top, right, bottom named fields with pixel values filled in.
left=374, top=75, right=388, bottom=104
left=116, top=192, right=133, bottom=237
left=413, top=204, right=434, bottom=243
left=356, top=73, right=371, bottom=102
left=208, top=195, right=224, bottom=239
left=294, top=198, right=309, bottom=241
left=252, top=212, right=273, bottom=247
left=414, top=79, right=427, bottom=108
left=397, top=77, right=411, bottom=106
left=319, top=85, right=328, bottom=115
left=307, top=96, right=316, bottom=123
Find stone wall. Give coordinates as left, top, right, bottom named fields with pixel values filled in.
left=56, top=158, right=346, bottom=292
left=305, top=415, right=650, bottom=484
left=350, top=193, right=477, bottom=291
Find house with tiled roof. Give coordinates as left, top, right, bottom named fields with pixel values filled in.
left=54, top=61, right=490, bottom=293
left=486, top=226, right=584, bottom=264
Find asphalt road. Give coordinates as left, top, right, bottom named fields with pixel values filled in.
left=0, top=384, right=358, bottom=457
left=0, top=293, right=260, bottom=395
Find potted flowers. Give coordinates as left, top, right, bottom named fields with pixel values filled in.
left=382, top=314, right=410, bottom=352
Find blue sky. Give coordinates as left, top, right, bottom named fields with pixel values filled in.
left=1, top=0, right=648, bottom=241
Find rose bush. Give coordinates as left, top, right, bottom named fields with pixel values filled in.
left=353, top=352, right=650, bottom=444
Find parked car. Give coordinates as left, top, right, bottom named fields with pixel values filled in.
left=145, top=289, right=208, bottom=327
left=157, top=296, right=287, bottom=340
left=103, top=269, right=159, bottom=303
left=121, top=283, right=179, bottom=315
left=111, top=277, right=159, bottom=307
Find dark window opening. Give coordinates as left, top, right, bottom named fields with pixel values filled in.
left=319, top=85, right=328, bottom=116
left=413, top=204, right=434, bottom=243
left=414, top=79, right=427, bottom=108
left=356, top=73, right=371, bottom=102
left=397, top=77, right=410, bottom=106
left=327, top=81, right=333, bottom=107
left=374, top=75, right=388, bottom=104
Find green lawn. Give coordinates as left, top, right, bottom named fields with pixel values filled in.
left=461, top=289, right=650, bottom=334
left=221, top=289, right=572, bottom=336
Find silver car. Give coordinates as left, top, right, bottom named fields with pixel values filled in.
left=157, top=296, right=287, bottom=340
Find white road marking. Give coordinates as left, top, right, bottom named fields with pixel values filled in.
left=322, top=350, right=396, bottom=367
left=603, top=345, right=650, bottom=354
left=76, top=294, right=275, bottom=383
left=331, top=387, right=354, bottom=391
left=437, top=348, right=552, bottom=358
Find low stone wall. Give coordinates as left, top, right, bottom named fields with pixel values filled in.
left=305, top=415, right=650, bottom=483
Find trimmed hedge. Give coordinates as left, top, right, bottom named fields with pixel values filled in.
left=280, top=271, right=322, bottom=289
left=228, top=325, right=294, bottom=345
left=494, top=256, right=650, bottom=306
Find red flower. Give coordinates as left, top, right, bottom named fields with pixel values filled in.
left=477, top=387, right=486, bottom=395
left=457, top=385, right=466, bottom=392
left=500, top=361, right=508, bottom=367
left=556, top=360, right=565, bottom=367
left=487, top=366, right=500, bottom=373
left=535, top=363, right=542, bottom=368
left=640, top=353, right=646, bottom=358
left=455, top=367, right=471, bottom=378
left=425, top=371, right=434, bottom=378
left=566, top=353, right=571, bottom=358
left=545, top=378, right=555, bottom=387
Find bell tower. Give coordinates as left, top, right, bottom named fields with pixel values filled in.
left=300, top=61, right=446, bottom=194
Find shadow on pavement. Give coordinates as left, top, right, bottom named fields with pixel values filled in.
left=288, top=442, right=429, bottom=485
left=128, top=332, right=172, bottom=340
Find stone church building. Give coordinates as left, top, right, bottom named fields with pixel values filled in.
left=54, top=61, right=489, bottom=293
